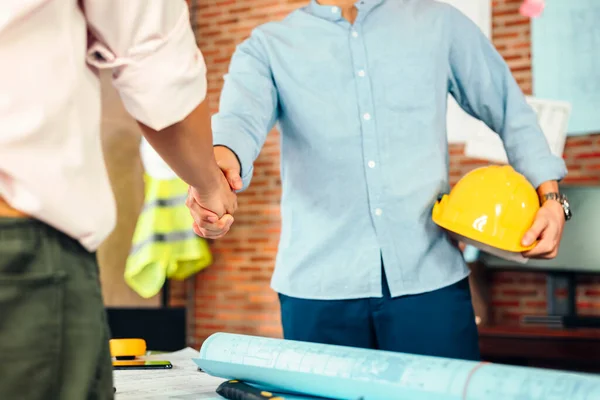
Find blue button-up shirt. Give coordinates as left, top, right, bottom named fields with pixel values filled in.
left=212, top=0, right=567, bottom=299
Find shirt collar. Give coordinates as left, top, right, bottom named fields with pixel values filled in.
left=306, top=0, right=384, bottom=22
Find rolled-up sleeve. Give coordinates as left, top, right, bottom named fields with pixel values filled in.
left=83, top=0, right=206, bottom=131
left=444, top=5, right=567, bottom=188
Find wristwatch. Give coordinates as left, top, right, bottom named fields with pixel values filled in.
left=542, top=192, right=572, bottom=221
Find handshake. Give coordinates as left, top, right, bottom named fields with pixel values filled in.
left=185, top=146, right=241, bottom=239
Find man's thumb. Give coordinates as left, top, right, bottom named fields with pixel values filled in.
left=522, top=216, right=547, bottom=247
left=223, top=168, right=243, bottom=191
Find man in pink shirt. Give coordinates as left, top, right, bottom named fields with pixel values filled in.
left=0, top=1, right=234, bottom=399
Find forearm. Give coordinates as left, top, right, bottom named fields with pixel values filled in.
left=138, top=99, right=222, bottom=190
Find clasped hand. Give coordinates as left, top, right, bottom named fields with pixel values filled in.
left=186, top=147, right=242, bottom=239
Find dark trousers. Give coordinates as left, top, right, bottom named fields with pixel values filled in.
left=279, top=263, right=481, bottom=361
left=0, top=218, right=114, bottom=400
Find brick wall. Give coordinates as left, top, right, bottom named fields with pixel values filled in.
left=183, top=0, right=600, bottom=345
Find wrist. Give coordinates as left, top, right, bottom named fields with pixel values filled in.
left=192, top=159, right=222, bottom=192
left=537, top=180, right=560, bottom=204
left=536, top=181, right=572, bottom=221
left=214, top=145, right=242, bottom=172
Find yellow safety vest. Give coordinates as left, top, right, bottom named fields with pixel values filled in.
left=125, top=140, right=212, bottom=298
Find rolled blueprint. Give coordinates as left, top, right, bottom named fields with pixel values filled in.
left=193, top=332, right=600, bottom=400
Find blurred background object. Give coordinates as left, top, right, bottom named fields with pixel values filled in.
left=519, top=0, right=545, bottom=18
left=98, top=69, right=155, bottom=307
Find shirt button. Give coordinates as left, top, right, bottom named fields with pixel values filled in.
left=363, top=113, right=371, bottom=121
left=375, top=208, right=383, bottom=216
left=368, top=160, right=376, bottom=168
left=358, top=70, right=366, bottom=77
left=332, top=6, right=339, bottom=13
left=351, top=31, right=358, bottom=38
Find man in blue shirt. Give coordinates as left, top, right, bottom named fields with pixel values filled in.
left=187, top=0, right=568, bottom=360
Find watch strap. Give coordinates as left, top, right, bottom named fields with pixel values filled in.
left=542, top=192, right=572, bottom=221
left=542, top=192, right=562, bottom=203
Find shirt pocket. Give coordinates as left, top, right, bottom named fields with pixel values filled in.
left=372, top=43, right=442, bottom=112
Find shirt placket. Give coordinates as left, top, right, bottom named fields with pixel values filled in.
left=348, top=18, right=388, bottom=295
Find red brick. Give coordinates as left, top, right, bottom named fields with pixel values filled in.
left=566, top=163, right=583, bottom=171
left=579, top=302, right=600, bottom=310
left=203, top=323, right=227, bottom=330
left=230, top=7, right=252, bottom=14
left=250, top=256, right=274, bottom=262
left=458, top=158, right=490, bottom=166
left=524, top=300, right=546, bottom=309
left=200, top=11, right=222, bottom=19
left=565, top=138, right=594, bottom=148
left=499, top=311, right=524, bottom=322
left=250, top=274, right=272, bottom=282
left=493, top=9, right=519, bottom=18
left=214, top=39, right=235, bottom=46
left=492, top=300, right=520, bottom=307
left=240, top=266, right=262, bottom=272
left=491, top=272, right=517, bottom=284
left=448, top=144, right=464, bottom=155
left=509, top=64, right=530, bottom=73
left=501, top=289, right=540, bottom=297
left=574, top=151, right=600, bottom=159
left=563, top=176, right=600, bottom=184
left=217, top=18, right=239, bottom=26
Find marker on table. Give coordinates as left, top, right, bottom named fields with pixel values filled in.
left=216, top=380, right=285, bottom=400
left=216, top=379, right=366, bottom=400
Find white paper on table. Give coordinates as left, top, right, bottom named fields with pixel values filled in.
left=194, top=332, right=600, bottom=400
left=113, top=347, right=318, bottom=400
left=114, top=347, right=226, bottom=400
left=464, top=96, right=572, bottom=163
left=439, top=0, right=492, bottom=143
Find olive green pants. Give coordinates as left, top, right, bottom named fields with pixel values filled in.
left=0, top=218, right=114, bottom=400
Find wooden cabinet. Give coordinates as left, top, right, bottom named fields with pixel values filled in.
left=479, top=326, right=600, bottom=373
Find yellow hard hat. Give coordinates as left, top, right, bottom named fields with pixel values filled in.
left=432, top=165, right=539, bottom=253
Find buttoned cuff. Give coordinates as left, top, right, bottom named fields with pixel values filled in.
left=88, top=8, right=207, bottom=131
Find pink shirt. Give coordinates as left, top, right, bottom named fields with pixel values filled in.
left=0, top=0, right=207, bottom=251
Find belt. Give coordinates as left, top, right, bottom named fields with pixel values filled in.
left=0, top=196, right=29, bottom=218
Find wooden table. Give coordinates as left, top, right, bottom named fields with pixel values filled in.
left=478, top=325, right=600, bottom=373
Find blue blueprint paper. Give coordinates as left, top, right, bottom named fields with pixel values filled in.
left=531, top=0, right=600, bottom=135
left=193, top=333, right=600, bottom=400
